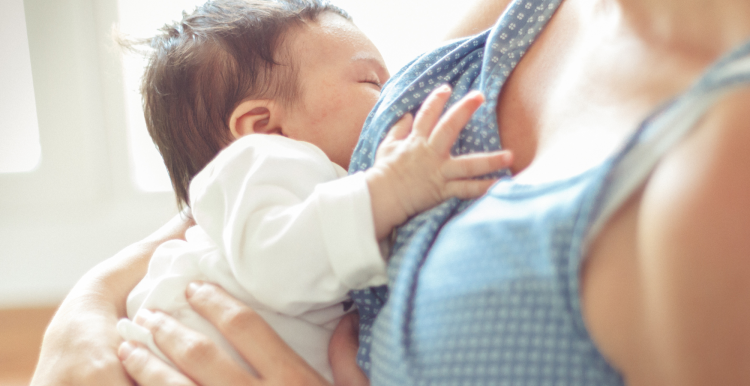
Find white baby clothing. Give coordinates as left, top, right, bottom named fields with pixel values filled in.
left=118, top=134, right=388, bottom=381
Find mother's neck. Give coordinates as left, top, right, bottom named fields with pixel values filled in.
left=611, top=0, right=750, bottom=60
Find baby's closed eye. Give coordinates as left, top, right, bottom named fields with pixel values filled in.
left=360, top=74, right=383, bottom=89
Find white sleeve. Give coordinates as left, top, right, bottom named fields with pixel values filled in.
left=189, top=135, right=387, bottom=316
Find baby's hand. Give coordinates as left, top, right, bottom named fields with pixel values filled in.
left=366, top=85, right=513, bottom=239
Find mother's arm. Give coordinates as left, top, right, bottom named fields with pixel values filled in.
left=30, top=214, right=193, bottom=386
left=635, top=89, right=750, bottom=384
left=583, top=88, right=750, bottom=384
left=30, top=1, right=516, bottom=383
left=119, top=282, right=344, bottom=386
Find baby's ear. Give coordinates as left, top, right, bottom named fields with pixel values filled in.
left=228, top=100, right=283, bottom=138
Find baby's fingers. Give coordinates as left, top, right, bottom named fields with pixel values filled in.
left=385, top=113, right=414, bottom=142
left=444, top=179, right=498, bottom=200
left=412, top=84, right=452, bottom=138
left=442, top=151, right=512, bottom=180
left=429, top=91, right=485, bottom=153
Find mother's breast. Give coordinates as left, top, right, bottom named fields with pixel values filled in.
left=401, top=177, right=624, bottom=384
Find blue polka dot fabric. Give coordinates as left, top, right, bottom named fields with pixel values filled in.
left=350, top=0, right=564, bottom=375
left=347, top=0, right=750, bottom=383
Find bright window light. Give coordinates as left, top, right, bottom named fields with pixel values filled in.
left=117, top=0, right=477, bottom=191
left=331, top=0, right=476, bottom=76
left=0, top=0, right=41, bottom=174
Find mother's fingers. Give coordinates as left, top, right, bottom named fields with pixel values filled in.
left=119, top=342, right=197, bottom=386
left=133, top=309, right=258, bottom=386
left=185, top=282, right=327, bottom=384
left=329, top=313, right=369, bottom=386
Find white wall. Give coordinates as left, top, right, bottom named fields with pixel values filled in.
left=0, top=0, right=482, bottom=309
left=0, top=0, right=177, bottom=308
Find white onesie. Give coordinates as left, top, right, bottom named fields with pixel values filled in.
left=118, top=134, right=388, bottom=381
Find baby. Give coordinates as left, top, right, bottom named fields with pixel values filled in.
left=117, top=0, right=510, bottom=381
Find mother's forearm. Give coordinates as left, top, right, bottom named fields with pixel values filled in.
left=64, top=213, right=192, bottom=317
left=80, top=245, right=154, bottom=314
left=30, top=249, right=149, bottom=386
left=31, top=214, right=192, bottom=386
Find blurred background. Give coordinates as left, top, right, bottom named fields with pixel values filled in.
left=0, top=0, right=482, bottom=384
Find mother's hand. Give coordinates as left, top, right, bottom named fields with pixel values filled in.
left=119, top=282, right=369, bottom=386
left=31, top=214, right=193, bottom=386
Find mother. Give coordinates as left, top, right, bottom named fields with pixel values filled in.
left=32, top=0, right=750, bottom=384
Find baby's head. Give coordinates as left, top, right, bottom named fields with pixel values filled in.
left=136, top=0, right=388, bottom=209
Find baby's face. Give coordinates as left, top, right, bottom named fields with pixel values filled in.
left=282, top=12, right=390, bottom=169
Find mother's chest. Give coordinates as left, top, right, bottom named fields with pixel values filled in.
left=493, top=55, right=658, bottom=186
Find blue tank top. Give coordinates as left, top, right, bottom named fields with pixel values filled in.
left=348, top=0, right=750, bottom=383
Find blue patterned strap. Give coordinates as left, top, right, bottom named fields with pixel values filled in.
left=349, top=0, right=567, bottom=375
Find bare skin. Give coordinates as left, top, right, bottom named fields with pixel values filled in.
left=115, top=84, right=504, bottom=386
left=31, top=214, right=193, bottom=386
left=32, top=0, right=750, bottom=384
left=494, top=0, right=750, bottom=383
left=32, top=13, right=509, bottom=386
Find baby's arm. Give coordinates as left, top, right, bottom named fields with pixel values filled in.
left=189, top=87, right=509, bottom=315
left=190, top=135, right=387, bottom=316
left=365, top=85, right=512, bottom=239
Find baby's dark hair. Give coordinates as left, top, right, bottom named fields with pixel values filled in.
left=123, top=0, right=350, bottom=210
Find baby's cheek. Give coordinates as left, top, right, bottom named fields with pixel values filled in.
left=308, top=91, right=343, bottom=127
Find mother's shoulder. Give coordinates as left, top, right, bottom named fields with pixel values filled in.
left=642, top=86, right=750, bottom=234
left=582, top=86, right=750, bottom=384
